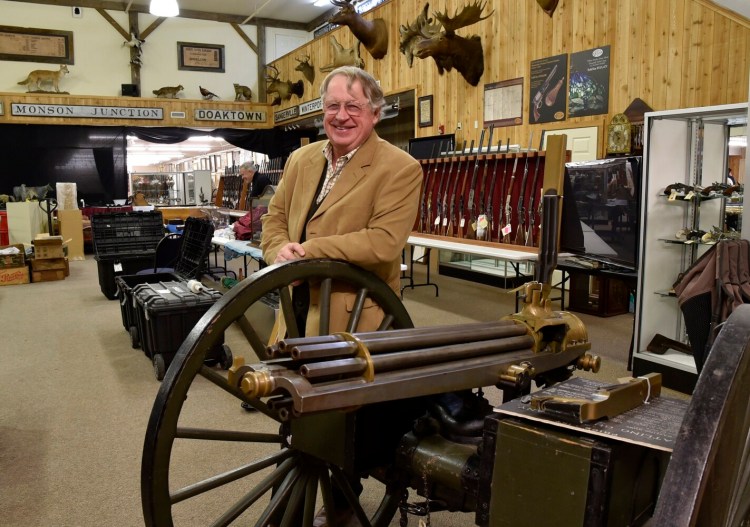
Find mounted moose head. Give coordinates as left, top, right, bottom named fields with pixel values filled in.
left=294, top=55, right=315, bottom=85
left=265, top=65, right=304, bottom=106
left=401, top=1, right=493, bottom=87
left=329, top=0, right=388, bottom=60
left=399, top=3, right=433, bottom=68
left=319, top=36, right=365, bottom=73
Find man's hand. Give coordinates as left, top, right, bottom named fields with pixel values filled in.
left=274, top=242, right=306, bottom=264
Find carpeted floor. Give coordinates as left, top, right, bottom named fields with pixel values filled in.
left=0, top=255, right=637, bottom=526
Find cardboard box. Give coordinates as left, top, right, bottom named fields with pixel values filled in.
left=32, top=269, right=65, bottom=282
left=0, top=266, right=30, bottom=286
left=7, top=201, right=47, bottom=245
left=58, top=209, right=85, bottom=261
left=0, top=243, right=25, bottom=269
left=33, top=235, right=65, bottom=259
left=31, top=257, right=66, bottom=272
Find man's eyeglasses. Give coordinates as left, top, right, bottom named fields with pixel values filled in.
left=323, top=101, right=369, bottom=116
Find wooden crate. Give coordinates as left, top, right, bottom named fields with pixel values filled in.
left=32, top=269, right=65, bottom=282
left=31, top=257, right=66, bottom=272
left=0, top=266, right=30, bottom=286
left=33, top=235, right=65, bottom=259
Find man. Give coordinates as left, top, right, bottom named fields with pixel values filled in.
left=261, top=66, right=422, bottom=335
left=239, top=161, right=272, bottom=198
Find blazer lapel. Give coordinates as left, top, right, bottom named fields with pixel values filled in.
left=292, top=146, right=327, bottom=240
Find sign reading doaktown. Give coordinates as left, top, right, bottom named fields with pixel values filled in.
left=274, top=106, right=299, bottom=123
left=299, top=98, right=322, bottom=116
left=194, top=109, right=266, bottom=122
left=11, top=103, right=163, bottom=119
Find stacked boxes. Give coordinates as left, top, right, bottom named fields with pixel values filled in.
left=31, top=235, right=68, bottom=282
left=0, top=243, right=29, bottom=286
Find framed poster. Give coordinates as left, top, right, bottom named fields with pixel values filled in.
left=177, top=42, right=225, bottom=72
left=568, top=45, right=611, bottom=118
left=0, top=25, right=74, bottom=64
left=529, top=54, right=568, bottom=124
left=484, top=77, right=523, bottom=127
left=418, top=95, right=433, bottom=127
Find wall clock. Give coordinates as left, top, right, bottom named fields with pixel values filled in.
left=607, top=113, right=632, bottom=154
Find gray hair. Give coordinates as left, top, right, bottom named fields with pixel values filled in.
left=239, top=161, right=256, bottom=172
left=320, top=66, right=385, bottom=116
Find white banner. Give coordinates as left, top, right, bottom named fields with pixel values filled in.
left=11, top=103, right=163, bottom=119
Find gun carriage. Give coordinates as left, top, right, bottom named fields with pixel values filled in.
left=141, top=194, right=750, bottom=526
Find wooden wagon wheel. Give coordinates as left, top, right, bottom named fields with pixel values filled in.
left=141, top=259, right=414, bottom=527
left=651, top=304, right=750, bottom=526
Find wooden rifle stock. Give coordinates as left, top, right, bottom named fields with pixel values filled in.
left=526, top=144, right=544, bottom=246
left=466, top=129, right=488, bottom=239
left=484, top=138, right=503, bottom=241
left=502, top=148, right=520, bottom=243
left=514, top=132, right=534, bottom=245
left=438, top=150, right=456, bottom=236
left=446, top=145, right=467, bottom=237
left=451, top=139, right=474, bottom=238
left=470, top=125, right=494, bottom=239
left=424, top=141, right=446, bottom=234
left=417, top=145, right=436, bottom=233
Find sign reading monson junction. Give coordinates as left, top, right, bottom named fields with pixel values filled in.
left=11, top=103, right=163, bottom=119
left=194, top=109, right=266, bottom=122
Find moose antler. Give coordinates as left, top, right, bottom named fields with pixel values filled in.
left=434, top=0, right=494, bottom=34
left=399, top=3, right=440, bottom=67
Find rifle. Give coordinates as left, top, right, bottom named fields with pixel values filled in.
left=501, top=146, right=520, bottom=243
left=466, top=129, right=488, bottom=239
left=526, top=136, right=545, bottom=246
left=496, top=138, right=511, bottom=242
left=483, top=138, right=503, bottom=241
left=448, top=139, right=474, bottom=238
left=514, top=132, right=534, bottom=245
left=425, top=141, right=446, bottom=234
left=416, top=146, right=434, bottom=233
left=470, top=125, right=494, bottom=240
left=447, top=141, right=471, bottom=238
left=438, top=146, right=457, bottom=236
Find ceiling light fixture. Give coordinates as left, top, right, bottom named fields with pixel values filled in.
left=150, top=0, right=179, bottom=17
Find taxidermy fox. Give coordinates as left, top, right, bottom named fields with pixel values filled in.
left=18, top=64, right=69, bottom=92
left=152, top=85, right=184, bottom=98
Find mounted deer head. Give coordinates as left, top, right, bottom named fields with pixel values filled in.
left=265, top=65, right=304, bottom=106
left=294, top=55, right=315, bottom=85
left=329, top=0, right=388, bottom=60
left=405, top=1, right=494, bottom=87
left=319, top=36, right=365, bottom=73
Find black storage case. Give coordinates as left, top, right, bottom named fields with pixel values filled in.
left=91, top=211, right=164, bottom=299
left=132, top=281, right=227, bottom=380
left=115, top=272, right=182, bottom=347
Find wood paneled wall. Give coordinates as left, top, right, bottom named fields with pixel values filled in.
left=269, top=0, right=750, bottom=148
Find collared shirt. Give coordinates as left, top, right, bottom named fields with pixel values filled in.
left=316, top=142, right=360, bottom=204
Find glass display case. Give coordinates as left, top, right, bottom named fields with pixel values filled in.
left=130, top=170, right=212, bottom=206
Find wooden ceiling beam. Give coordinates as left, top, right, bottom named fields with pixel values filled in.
left=4, top=0, right=309, bottom=30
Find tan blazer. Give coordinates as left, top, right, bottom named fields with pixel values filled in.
left=261, top=132, right=422, bottom=334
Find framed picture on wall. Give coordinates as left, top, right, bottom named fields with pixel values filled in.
left=0, top=25, right=74, bottom=64
left=418, top=95, right=433, bottom=128
left=177, top=42, right=225, bottom=72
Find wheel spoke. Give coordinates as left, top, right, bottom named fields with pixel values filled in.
left=235, top=314, right=271, bottom=360
left=378, top=314, right=394, bottom=331
left=319, top=278, right=332, bottom=335
left=209, top=456, right=296, bottom=527
left=331, top=464, right=373, bottom=527
left=175, top=427, right=282, bottom=443
left=278, top=286, right=300, bottom=338
left=279, top=471, right=310, bottom=527
left=171, top=448, right=292, bottom=505
left=302, top=471, right=319, bottom=526
left=346, top=287, right=369, bottom=332
left=253, top=464, right=303, bottom=527
left=198, top=365, right=279, bottom=420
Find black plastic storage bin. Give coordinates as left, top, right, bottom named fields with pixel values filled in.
left=91, top=211, right=164, bottom=299
left=132, top=281, right=229, bottom=380
left=114, top=272, right=182, bottom=348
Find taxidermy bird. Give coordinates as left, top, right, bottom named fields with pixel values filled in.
left=199, top=86, right=219, bottom=100
left=123, top=32, right=145, bottom=52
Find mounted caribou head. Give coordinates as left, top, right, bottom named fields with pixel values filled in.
left=403, top=1, right=493, bottom=87
left=265, top=65, right=304, bottom=106
left=329, top=0, right=388, bottom=60
left=319, top=36, right=365, bottom=73
left=294, top=55, right=315, bottom=85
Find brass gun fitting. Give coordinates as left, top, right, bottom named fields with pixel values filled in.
left=499, top=362, right=536, bottom=389
left=228, top=356, right=276, bottom=398
left=240, top=369, right=275, bottom=398
left=576, top=353, right=601, bottom=373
